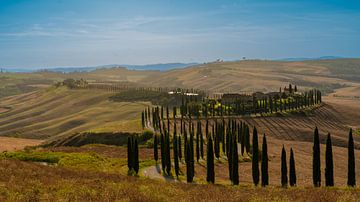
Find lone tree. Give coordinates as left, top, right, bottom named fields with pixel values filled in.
left=313, top=127, right=321, bottom=187
left=281, top=145, right=288, bottom=187
left=348, top=128, right=356, bottom=187
left=325, top=133, right=334, bottom=187
left=206, top=136, right=215, bottom=183
left=289, top=148, right=297, bottom=186
left=252, top=126, right=260, bottom=186
left=261, top=134, right=269, bottom=187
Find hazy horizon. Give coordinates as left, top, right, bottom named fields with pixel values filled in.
left=1, top=0, right=360, bottom=68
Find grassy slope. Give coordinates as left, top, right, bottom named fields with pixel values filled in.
left=0, top=87, right=147, bottom=140
left=0, top=147, right=359, bottom=201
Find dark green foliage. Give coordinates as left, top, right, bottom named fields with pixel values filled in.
left=154, top=135, right=158, bottom=162
left=325, top=133, right=334, bottom=187
left=174, top=134, right=180, bottom=177
left=232, top=135, right=239, bottom=185
left=196, top=121, right=200, bottom=162
left=313, top=127, right=321, bottom=187
left=127, top=136, right=139, bottom=175
left=165, top=132, right=172, bottom=175
left=200, top=125, right=204, bottom=159
left=186, top=140, right=194, bottom=183
left=252, top=126, right=259, bottom=186
left=178, top=135, right=182, bottom=161
left=261, top=134, right=269, bottom=187
left=206, top=136, right=215, bottom=183
left=289, top=148, right=297, bottom=187
left=160, top=133, right=166, bottom=173
left=348, top=128, right=356, bottom=187
left=281, top=145, right=288, bottom=187
left=133, top=138, right=139, bottom=174
left=141, top=111, right=145, bottom=129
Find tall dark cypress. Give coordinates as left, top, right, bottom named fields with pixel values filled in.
left=160, top=133, right=166, bottom=173
left=127, top=136, right=133, bottom=172
left=206, top=136, right=215, bottom=183
left=281, top=145, right=288, bottom=187
left=200, top=125, right=204, bottom=159
left=154, top=135, right=158, bottom=162
left=174, top=134, right=180, bottom=177
left=165, top=132, right=172, bottom=175
left=325, top=133, right=334, bottom=186
left=313, top=127, right=321, bottom=187
left=196, top=122, right=200, bottom=162
left=252, top=126, right=259, bottom=186
left=289, top=148, right=297, bottom=187
left=186, top=140, right=194, bottom=183
left=232, top=135, right=239, bottom=185
left=261, top=134, right=269, bottom=187
left=134, top=137, right=139, bottom=174
left=348, top=128, right=356, bottom=187
left=141, top=111, right=145, bottom=129
left=178, top=135, right=182, bottom=161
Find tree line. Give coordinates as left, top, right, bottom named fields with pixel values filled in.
left=130, top=121, right=356, bottom=187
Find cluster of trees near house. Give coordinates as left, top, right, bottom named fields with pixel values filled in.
left=130, top=116, right=356, bottom=187
left=141, top=85, right=322, bottom=124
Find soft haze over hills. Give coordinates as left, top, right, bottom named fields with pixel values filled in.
left=1, top=0, right=360, bottom=68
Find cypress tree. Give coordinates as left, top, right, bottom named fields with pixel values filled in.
left=178, top=135, right=182, bottom=161
left=313, top=127, right=321, bottom=187
left=348, top=128, right=356, bottom=187
left=154, top=135, right=158, bottom=162
left=166, top=132, right=172, bottom=175
left=232, top=135, right=239, bottom=185
left=206, top=136, right=215, bottom=183
left=200, top=124, right=204, bottom=159
left=289, top=148, right=297, bottom=187
left=261, top=134, right=269, bottom=187
left=160, top=133, right=166, bottom=173
left=127, top=136, right=133, bottom=172
left=186, top=140, right=194, bottom=183
left=196, top=122, right=200, bottom=162
left=174, top=134, right=180, bottom=177
left=325, top=133, right=334, bottom=186
left=252, top=126, right=259, bottom=186
left=134, top=137, right=139, bottom=174
left=281, top=145, right=288, bottom=187
left=141, top=111, right=145, bottom=129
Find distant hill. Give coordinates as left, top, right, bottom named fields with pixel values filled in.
left=279, top=56, right=343, bottom=62
left=2, top=63, right=198, bottom=73
left=121, top=63, right=198, bottom=71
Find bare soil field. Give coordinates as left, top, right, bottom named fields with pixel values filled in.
left=0, top=137, right=43, bottom=151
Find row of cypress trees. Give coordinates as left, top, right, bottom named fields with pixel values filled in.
left=141, top=117, right=356, bottom=187
left=313, top=127, right=356, bottom=187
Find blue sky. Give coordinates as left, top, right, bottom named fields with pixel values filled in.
left=0, top=0, right=360, bottom=68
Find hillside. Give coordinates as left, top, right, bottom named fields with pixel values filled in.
left=0, top=87, right=147, bottom=140
left=142, top=59, right=360, bottom=93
